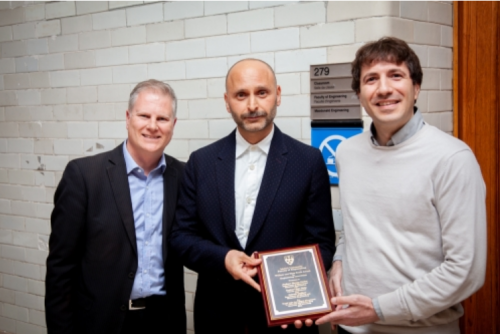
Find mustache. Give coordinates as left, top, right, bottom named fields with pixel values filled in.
left=241, top=111, right=267, bottom=118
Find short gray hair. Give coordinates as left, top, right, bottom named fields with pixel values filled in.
left=128, top=79, right=177, bottom=117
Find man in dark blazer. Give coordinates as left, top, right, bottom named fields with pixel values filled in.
left=46, top=80, right=186, bottom=334
left=170, top=59, right=335, bottom=334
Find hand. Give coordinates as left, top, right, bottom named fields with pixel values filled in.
left=329, top=261, right=343, bottom=303
left=224, top=250, right=262, bottom=292
left=315, top=295, right=379, bottom=327
left=280, top=319, right=313, bottom=330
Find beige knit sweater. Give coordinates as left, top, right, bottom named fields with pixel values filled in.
left=335, top=124, right=486, bottom=334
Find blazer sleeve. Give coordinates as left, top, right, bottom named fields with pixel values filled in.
left=302, top=150, right=336, bottom=271
left=45, top=160, right=87, bottom=334
left=170, top=152, right=231, bottom=276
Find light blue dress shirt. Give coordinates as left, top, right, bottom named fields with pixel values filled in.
left=123, top=142, right=166, bottom=299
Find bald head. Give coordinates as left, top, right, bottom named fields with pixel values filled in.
left=225, top=58, right=277, bottom=91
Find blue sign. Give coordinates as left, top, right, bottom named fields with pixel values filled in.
left=311, top=127, right=363, bottom=185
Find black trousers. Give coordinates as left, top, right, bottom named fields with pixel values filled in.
left=120, top=295, right=167, bottom=334
left=337, top=326, right=352, bottom=334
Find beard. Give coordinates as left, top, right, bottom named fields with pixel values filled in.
left=229, top=104, right=277, bottom=133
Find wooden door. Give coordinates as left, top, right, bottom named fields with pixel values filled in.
left=454, top=2, right=500, bottom=333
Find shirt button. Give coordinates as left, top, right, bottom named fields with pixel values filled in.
left=245, top=230, right=249, bottom=236
left=246, top=198, right=252, bottom=204
left=249, top=164, right=255, bottom=170
left=128, top=272, right=134, bottom=278
left=143, top=270, right=147, bottom=274
left=145, top=241, right=149, bottom=245
left=120, top=304, right=127, bottom=311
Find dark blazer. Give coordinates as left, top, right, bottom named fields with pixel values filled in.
left=170, top=126, right=335, bottom=334
left=45, top=144, right=186, bottom=334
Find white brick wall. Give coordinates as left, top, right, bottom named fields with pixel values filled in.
left=0, top=2, right=454, bottom=333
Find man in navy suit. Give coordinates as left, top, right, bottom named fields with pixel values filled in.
left=171, top=59, right=335, bottom=334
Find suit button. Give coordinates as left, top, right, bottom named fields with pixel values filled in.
left=120, top=304, right=127, bottom=311
left=128, top=272, right=134, bottom=278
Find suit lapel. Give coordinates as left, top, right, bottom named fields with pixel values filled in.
left=215, top=131, right=242, bottom=249
left=162, top=155, right=178, bottom=261
left=246, top=127, right=288, bottom=248
left=107, top=145, right=137, bottom=256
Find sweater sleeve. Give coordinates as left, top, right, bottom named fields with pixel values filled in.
left=376, top=149, right=487, bottom=323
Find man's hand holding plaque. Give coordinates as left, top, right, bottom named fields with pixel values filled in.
left=255, top=244, right=333, bottom=327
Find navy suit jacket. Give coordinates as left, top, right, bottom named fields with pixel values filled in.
left=171, top=126, right=335, bottom=334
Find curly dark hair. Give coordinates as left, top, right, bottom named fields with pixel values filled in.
left=351, top=37, right=423, bottom=94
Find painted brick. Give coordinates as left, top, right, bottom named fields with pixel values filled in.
left=109, top=1, right=142, bottom=10
left=7, top=139, right=34, bottom=153
left=98, top=121, right=127, bottom=139
left=111, top=26, right=145, bottom=47
left=36, top=20, right=61, bottom=38
left=166, top=39, right=205, bottom=61
left=327, top=43, right=363, bottom=64
left=16, top=91, right=41, bottom=106
left=0, top=214, right=24, bottom=232
left=46, top=1, right=76, bottom=19
left=207, top=78, right=225, bottom=98
left=27, top=279, right=45, bottom=298
left=29, top=106, right=53, bottom=121
left=22, top=185, right=46, bottom=202
left=1, top=246, right=25, bottom=262
left=422, top=111, right=440, bottom=128
left=164, top=139, right=188, bottom=159
left=250, top=1, right=297, bottom=9
left=83, top=103, right=115, bottom=120
left=174, top=120, right=208, bottom=139
left=129, top=43, right=165, bottom=64
left=428, top=2, right=452, bottom=26
left=3, top=304, right=29, bottom=323
left=0, top=184, right=23, bottom=200
left=327, top=1, right=399, bottom=22
left=164, top=1, right=204, bottom=21
left=414, top=22, right=441, bottom=46
left=15, top=291, right=44, bottom=310
left=67, top=86, right=98, bottom=104
left=275, top=2, right=325, bottom=28
left=146, top=21, right=184, bottom=43
left=34, top=139, right=54, bottom=154
left=301, top=117, right=311, bottom=139
left=275, top=48, right=327, bottom=73
left=251, top=28, right=299, bottom=52
left=206, top=33, right=250, bottom=57
left=441, top=25, right=453, bottom=47
left=0, top=199, right=12, bottom=214
left=0, top=316, right=16, bottom=333
left=29, top=309, right=46, bottom=326
left=22, top=154, right=68, bottom=172
left=276, top=73, right=301, bottom=95
left=12, top=231, right=38, bottom=249
left=1, top=41, right=26, bottom=58
left=64, top=51, right=95, bottom=70
left=81, top=67, right=113, bottom=86
left=25, top=39, right=48, bottom=57
left=428, top=90, right=452, bottom=112
left=8, top=170, right=35, bottom=185
left=205, top=1, right=247, bottom=15
left=208, top=119, right=234, bottom=139
left=441, top=70, right=452, bottom=90
left=83, top=139, right=116, bottom=156
left=228, top=8, right=274, bottom=34
left=0, top=7, right=24, bottom=27
left=356, top=17, right=414, bottom=43
left=67, top=122, right=98, bottom=138
left=0, top=91, right=18, bottom=106
left=126, top=3, right=163, bottom=26
left=0, top=123, right=19, bottom=137
left=98, top=84, right=131, bottom=102
left=422, top=68, right=440, bottom=90
left=50, top=70, right=80, bottom=87
left=174, top=100, right=188, bottom=119
left=34, top=170, right=55, bottom=187
left=0, top=75, right=3, bottom=90
left=53, top=105, right=83, bottom=121
left=277, top=95, right=309, bottom=117
left=54, top=139, right=83, bottom=155
left=0, top=26, right=12, bottom=42
left=15, top=57, right=38, bottom=73
left=76, top=1, right=108, bottom=15
left=61, top=15, right=92, bottom=35
left=186, top=58, right=227, bottom=79
left=48, top=34, right=78, bottom=53
left=400, top=1, right=427, bottom=21
left=30, top=72, right=50, bottom=89
left=275, top=117, right=301, bottom=139
left=188, top=98, right=227, bottom=119
left=18, top=122, right=41, bottom=137
left=300, top=21, right=354, bottom=48
left=95, top=46, right=129, bottom=67
left=409, top=44, right=428, bottom=67
left=92, top=9, right=126, bottom=30
left=428, top=46, right=452, bottom=69
left=227, top=52, right=275, bottom=69
left=12, top=22, right=37, bottom=41
left=41, top=88, right=66, bottom=105
left=185, top=15, right=226, bottom=38
left=80, top=30, right=111, bottom=50
left=26, top=217, right=50, bottom=235
left=440, top=111, right=453, bottom=132
left=147, top=61, right=185, bottom=81
left=25, top=4, right=45, bottom=22
left=112, top=64, right=147, bottom=84
left=0, top=59, right=15, bottom=74
left=4, top=74, right=30, bottom=90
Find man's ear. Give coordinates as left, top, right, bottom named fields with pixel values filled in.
left=224, top=93, right=231, bottom=113
left=276, top=85, right=282, bottom=106
left=413, top=84, right=421, bottom=102
left=126, top=110, right=131, bottom=129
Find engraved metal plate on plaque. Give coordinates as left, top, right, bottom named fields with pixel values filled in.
left=310, top=63, right=351, bottom=79
left=310, top=106, right=361, bottom=120
left=311, top=92, right=359, bottom=107
left=311, top=78, right=352, bottom=93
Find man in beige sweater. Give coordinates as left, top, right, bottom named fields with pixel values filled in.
left=315, top=37, right=487, bottom=334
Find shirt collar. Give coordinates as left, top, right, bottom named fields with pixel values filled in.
left=235, top=125, right=275, bottom=159
left=122, top=141, right=166, bottom=175
left=370, top=107, right=425, bottom=146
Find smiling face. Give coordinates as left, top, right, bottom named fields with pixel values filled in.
left=358, top=60, right=420, bottom=134
left=126, top=89, right=176, bottom=166
left=224, top=60, right=281, bottom=144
